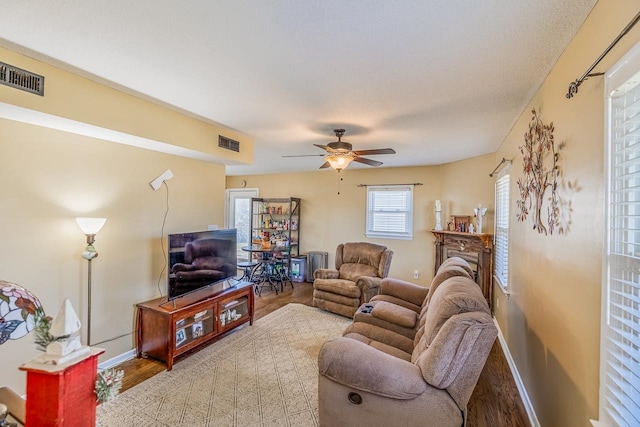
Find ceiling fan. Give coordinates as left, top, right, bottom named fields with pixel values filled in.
left=283, top=129, right=396, bottom=171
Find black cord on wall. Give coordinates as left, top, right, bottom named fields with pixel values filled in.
left=156, top=181, right=170, bottom=298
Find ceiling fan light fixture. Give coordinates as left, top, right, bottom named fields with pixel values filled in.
left=326, top=153, right=354, bottom=171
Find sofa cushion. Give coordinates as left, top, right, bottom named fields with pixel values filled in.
left=319, top=336, right=426, bottom=400
left=415, top=311, right=494, bottom=389
left=339, top=263, right=379, bottom=282
left=344, top=332, right=412, bottom=361
left=370, top=294, right=422, bottom=314
left=353, top=301, right=418, bottom=339
left=344, top=321, right=415, bottom=355
left=413, top=265, right=474, bottom=346
left=379, top=277, right=429, bottom=310
left=370, top=301, right=418, bottom=328
left=439, top=256, right=474, bottom=278
left=314, top=279, right=361, bottom=298
left=411, top=276, right=489, bottom=363
left=423, top=265, right=472, bottom=310
left=313, top=289, right=360, bottom=307
left=340, top=242, right=386, bottom=267
left=421, top=276, right=488, bottom=345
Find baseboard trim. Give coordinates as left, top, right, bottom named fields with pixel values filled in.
left=493, top=317, right=541, bottom=427
left=98, top=348, right=136, bottom=370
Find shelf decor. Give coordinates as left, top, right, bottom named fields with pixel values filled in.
left=516, top=109, right=564, bottom=235
left=95, top=367, right=124, bottom=404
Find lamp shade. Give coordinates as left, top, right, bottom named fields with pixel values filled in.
left=75, top=217, right=106, bottom=235
left=326, top=154, right=354, bottom=171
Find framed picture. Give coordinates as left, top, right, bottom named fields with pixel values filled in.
left=192, top=321, right=203, bottom=338
left=176, top=328, right=187, bottom=346
left=450, top=215, right=471, bottom=233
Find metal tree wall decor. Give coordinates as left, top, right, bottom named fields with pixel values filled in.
left=516, top=109, right=565, bottom=235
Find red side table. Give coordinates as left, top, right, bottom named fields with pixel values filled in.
left=19, top=348, right=104, bottom=427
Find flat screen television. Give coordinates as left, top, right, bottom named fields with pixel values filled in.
left=167, top=229, right=238, bottom=301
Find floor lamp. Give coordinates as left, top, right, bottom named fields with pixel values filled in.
left=75, top=217, right=106, bottom=346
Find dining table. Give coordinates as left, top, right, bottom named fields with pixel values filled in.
left=241, top=244, right=291, bottom=295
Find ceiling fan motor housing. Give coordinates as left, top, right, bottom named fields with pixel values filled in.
left=329, top=129, right=352, bottom=152
left=327, top=141, right=353, bottom=152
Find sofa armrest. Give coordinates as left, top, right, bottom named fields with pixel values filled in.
left=314, top=268, right=339, bottom=280
left=380, top=277, right=429, bottom=307
left=356, top=276, right=383, bottom=291
left=318, top=336, right=426, bottom=399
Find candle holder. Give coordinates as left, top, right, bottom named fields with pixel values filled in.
left=435, top=210, right=443, bottom=231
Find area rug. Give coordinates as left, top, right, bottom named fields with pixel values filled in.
left=97, top=303, right=351, bottom=427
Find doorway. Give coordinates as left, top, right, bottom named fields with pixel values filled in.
left=226, top=188, right=258, bottom=261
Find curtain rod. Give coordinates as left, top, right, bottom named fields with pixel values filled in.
left=357, top=183, right=423, bottom=187
left=489, top=158, right=511, bottom=177
left=566, top=10, right=640, bottom=99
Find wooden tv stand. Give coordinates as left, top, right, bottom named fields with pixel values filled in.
left=136, top=281, right=254, bottom=370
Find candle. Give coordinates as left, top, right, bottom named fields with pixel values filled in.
left=435, top=200, right=441, bottom=212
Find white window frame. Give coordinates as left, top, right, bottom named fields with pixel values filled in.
left=366, top=185, right=413, bottom=240
left=494, top=164, right=510, bottom=291
left=597, top=39, right=640, bottom=427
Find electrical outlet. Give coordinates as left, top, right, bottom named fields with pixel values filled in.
left=413, top=270, right=419, bottom=279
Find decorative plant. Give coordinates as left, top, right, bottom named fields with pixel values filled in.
left=95, top=367, right=124, bottom=404
left=33, top=310, right=56, bottom=351
left=516, top=109, right=565, bottom=235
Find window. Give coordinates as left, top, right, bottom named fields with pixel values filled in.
left=366, top=185, right=413, bottom=240
left=494, top=166, right=510, bottom=290
left=599, top=41, right=640, bottom=427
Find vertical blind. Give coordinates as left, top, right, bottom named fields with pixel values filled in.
left=366, top=185, right=413, bottom=239
left=603, top=67, right=640, bottom=426
left=494, top=167, right=510, bottom=289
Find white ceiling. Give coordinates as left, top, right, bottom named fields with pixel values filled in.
left=0, top=0, right=597, bottom=175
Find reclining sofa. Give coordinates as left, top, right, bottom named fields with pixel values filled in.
left=317, top=257, right=497, bottom=427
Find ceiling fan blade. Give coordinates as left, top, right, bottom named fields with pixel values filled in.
left=282, top=154, right=327, bottom=158
left=319, top=161, right=331, bottom=169
left=352, top=148, right=396, bottom=156
left=313, top=144, right=332, bottom=152
left=353, top=157, right=383, bottom=167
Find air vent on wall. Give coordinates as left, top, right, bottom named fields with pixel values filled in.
left=0, top=62, right=45, bottom=96
left=218, top=135, right=240, bottom=152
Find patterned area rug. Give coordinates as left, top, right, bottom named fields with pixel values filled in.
left=97, top=303, right=351, bottom=427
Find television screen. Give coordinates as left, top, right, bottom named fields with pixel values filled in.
left=167, top=229, right=238, bottom=301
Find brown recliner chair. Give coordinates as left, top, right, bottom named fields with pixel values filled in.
left=313, top=242, right=393, bottom=318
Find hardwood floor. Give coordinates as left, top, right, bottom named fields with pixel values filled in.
left=117, top=281, right=530, bottom=426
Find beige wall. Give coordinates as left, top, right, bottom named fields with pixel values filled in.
left=440, top=153, right=496, bottom=234
left=0, top=49, right=247, bottom=394
left=493, top=1, right=640, bottom=425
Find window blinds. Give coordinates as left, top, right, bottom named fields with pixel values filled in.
left=603, top=68, right=640, bottom=426
left=494, top=168, right=510, bottom=289
left=366, top=185, right=413, bottom=239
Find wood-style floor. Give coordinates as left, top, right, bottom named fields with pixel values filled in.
left=116, top=282, right=530, bottom=426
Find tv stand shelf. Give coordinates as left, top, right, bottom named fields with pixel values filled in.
left=136, top=281, right=254, bottom=370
